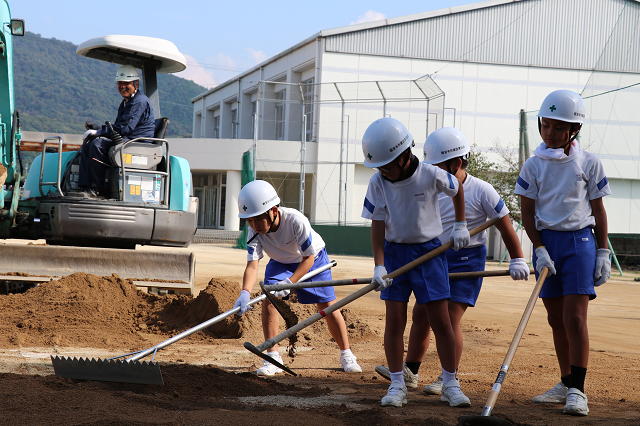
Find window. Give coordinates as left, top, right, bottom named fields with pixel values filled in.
left=302, top=78, right=314, bottom=142
left=274, top=90, right=285, bottom=140
left=231, top=109, right=237, bottom=139
left=213, top=115, right=220, bottom=138
left=251, top=101, right=257, bottom=139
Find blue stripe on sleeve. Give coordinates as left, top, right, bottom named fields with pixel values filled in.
left=447, top=173, right=454, bottom=189
left=248, top=246, right=254, bottom=255
left=364, top=197, right=375, bottom=214
left=517, top=176, right=529, bottom=190
left=597, top=176, right=608, bottom=191
left=494, top=198, right=505, bottom=214
left=301, top=233, right=313, bottom=252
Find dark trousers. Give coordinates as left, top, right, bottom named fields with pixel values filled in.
left=78, top=137, right=112, bottom=190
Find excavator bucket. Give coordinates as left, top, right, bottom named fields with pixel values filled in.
left=0, top=244, right=195, bottom=294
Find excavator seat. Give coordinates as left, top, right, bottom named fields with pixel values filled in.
left=108, top=118, right=169, bottom=170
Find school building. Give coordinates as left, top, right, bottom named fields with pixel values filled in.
left=172, top=0, right=640, bottom=259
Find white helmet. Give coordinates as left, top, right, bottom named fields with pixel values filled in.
left=115, top=65, right=140, bottom=82
left=362, top=117, right=413, bottom=168
left=423, top=127, right=470, bottom=164
left=537, top=90, right=585, bottom=124
left=238, top=180, right=280, bottom=219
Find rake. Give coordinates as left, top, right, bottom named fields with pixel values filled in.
left=50, top=261, right=336, bottom=385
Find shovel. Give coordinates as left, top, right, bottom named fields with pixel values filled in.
left=245, top=218, right=500, bottom=376
left=50, top=261, right=336, bottom=385
left=262, top=268, right=535, bottom=292
left=457, top=267, right=549, bottom=426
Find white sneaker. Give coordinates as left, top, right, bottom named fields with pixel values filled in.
left=374, top=363, right=419, bottom=388
left=381, top=381, right=408, bottom=407
left=340, top=354, right=363, bottom=373
left=423, top=374, right=444, bottom=395
left=563, top=388, right=589, bottom=416
left=256, top=353, right=284, bottom=376
left=532, top=382, right=568, bottom=404
left=440, top=379, right=471, bottom=407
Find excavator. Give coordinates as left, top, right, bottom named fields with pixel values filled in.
left=0, top=1, right=198, bottom=293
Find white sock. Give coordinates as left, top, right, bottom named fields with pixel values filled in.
left=267, top=350, right=280, bottom=360
left=340, top=349, right=353, bottom=357
left=390, top=371, right=405, bottom=385
left=442, top=367, right=456, bottom=384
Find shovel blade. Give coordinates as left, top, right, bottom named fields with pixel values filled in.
left=51, top=355, right=164, bottom=385
left=457, top=415, right=512, bottom=426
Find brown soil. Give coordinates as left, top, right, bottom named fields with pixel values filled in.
left=0, top=255, right=638, bottom=426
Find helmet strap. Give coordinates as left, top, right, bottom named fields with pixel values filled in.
left=266, top=208, right=278, bottom=233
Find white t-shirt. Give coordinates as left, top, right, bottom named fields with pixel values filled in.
left=438, top=173, right=509, bottom=247
left=361, top=162, right=459, bottom=243
left=247, top=207, right=325, bottom=264
left=514, top=148, right=611, bottom=231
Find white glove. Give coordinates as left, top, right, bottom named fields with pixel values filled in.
left=272, top=278, right=291, bottom=298
left=594, top=248, right=611, bottom=287
left=233, top=290, right=252, bottom=315
left=373, top=265, right=392, bottom=291
left=83, top=129, right=97, bottom=140
left=509, top=258, right=530, bottom=281
left=534, top=246, right=556, bottom=275
left=450, top=221, right=470, bottom=251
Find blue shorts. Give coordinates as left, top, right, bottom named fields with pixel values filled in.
left=264, top=248, right=336, bottom=304
left=380, top=239, right=450, bottom=304
left=446, top=245, right=487, bottom=307
left=534, top=228, right=597, bottom=300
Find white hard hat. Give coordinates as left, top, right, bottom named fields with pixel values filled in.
left=238, top=180, right=280, bottom=219
left=537, top=90, right=585, bottom=124
left=115, top=65, right=140, bottom=82
left=362, top=117, right=413, bottom=168
left=423, top=127, right=470, bottom=164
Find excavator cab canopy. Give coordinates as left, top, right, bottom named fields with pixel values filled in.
left=76, top=35, right=187, bottom=117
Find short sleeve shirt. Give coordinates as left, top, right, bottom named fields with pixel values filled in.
left=514, top=148, right=611, bottom=231
left=247, top=207, right=325, bottom=264
left=438, top=174, right=509, bottom=247
left=361, top=162, right=459, bottom=243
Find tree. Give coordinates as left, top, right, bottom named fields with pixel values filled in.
left=466, top=140, right=522, bottom=223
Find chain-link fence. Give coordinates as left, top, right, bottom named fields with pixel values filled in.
left=249, top=75, right=445, bottom=226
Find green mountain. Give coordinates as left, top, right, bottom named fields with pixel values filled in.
left=13, top=32, right=205, bottom=138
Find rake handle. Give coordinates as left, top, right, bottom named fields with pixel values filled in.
left=254, top=218, right=499, bottom=352
left=262, top=268, right=535, bottom=292
left=481, top=267, right=549, bottom=416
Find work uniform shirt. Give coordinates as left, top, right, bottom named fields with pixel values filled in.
left=246, top=207, right=326, bottom=264
left=514, top=147, right=611, bottom=231
left=361, top=162, right=459, bottom=243
left=438, top=173, right=509, bottom=248
left=95, top=91, right=155, bottom=141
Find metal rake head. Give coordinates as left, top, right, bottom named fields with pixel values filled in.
left=51, top=355, right=164, bottom=385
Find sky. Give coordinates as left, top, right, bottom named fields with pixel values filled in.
left=10, top=0, right=477, bottom=89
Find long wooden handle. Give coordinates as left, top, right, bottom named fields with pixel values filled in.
left=252, top=218, right=499, bottom=352
left=263, top=267, right=534, bottom=292
left=481, top=267, right=549, bottom=416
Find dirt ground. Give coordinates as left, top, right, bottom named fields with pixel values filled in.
left=0, top=241, right=639, bottom=426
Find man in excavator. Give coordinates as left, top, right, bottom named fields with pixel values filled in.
left=78, top=64, right=155, bottom=197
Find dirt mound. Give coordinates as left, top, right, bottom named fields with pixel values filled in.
left=0, top=274, right=374, bottom=353
left=0, top=272, right=163, bottom=349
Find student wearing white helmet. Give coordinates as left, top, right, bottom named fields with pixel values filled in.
left=515, top=90, right=611, bottom=416
left=233, top=180, right=361, bottom=376
left=376, top=127, right=529, bottom=401
left=360, top=117, right=470, bottom=408
left=78, top=64, right=155, bottom=197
